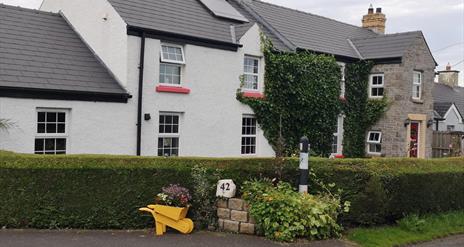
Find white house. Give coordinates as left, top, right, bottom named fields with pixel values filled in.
left=0, top=0, right=437, bottom=158
left=0, top=1, right=275, bottom=157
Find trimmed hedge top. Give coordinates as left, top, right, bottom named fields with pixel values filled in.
left=2, top=151, right=463, bottom=173
left=1, top=151, right=464, bottom=229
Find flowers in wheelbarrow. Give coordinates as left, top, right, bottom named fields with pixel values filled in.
left=155, top=184, right=192, bottom=208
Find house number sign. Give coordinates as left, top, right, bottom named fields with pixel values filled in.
left=216, top=179, right=236, bottom=198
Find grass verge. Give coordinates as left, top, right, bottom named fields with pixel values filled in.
left=346, top=211, right=464, bottom=247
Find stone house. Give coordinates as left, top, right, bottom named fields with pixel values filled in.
left=0, top=0, right=436, bottom=158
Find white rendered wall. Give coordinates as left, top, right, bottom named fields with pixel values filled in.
left=133, top=24, right=275, bottom=157
left=438, top=107, right=464, bottom=132
left=40, top=0, right=128, bottom=87
left=0, top=24, right=275, bottom=157
left=0, top=97, right=137, bottom=155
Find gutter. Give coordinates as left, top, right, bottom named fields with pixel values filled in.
left=127, top=26, right=242, bottom=51
left=136, top=32, right=146, bottom=156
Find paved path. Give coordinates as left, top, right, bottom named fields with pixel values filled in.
left=408, top=234, right=464, bottom=247
left=0, top=230, right=353, bottom=247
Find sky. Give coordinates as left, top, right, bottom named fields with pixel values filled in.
left=1, top=0, right=463, bottom=85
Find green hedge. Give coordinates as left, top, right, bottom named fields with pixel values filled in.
left=0, top=151, right=464, bottom=229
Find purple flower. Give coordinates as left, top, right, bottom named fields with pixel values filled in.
left=160, top=184, right=192, bottom=207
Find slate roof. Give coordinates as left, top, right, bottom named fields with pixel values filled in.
left=107, top=0, right=249, bottom=45
left=234, top=0, right=379, bottom=57
left=433, top=83, right=464, bottom=118
left=351, top=31, right=422, bottom=59
left=105, top=0, right=430, bottom=61
left=0, top=4, right=128, bottom=99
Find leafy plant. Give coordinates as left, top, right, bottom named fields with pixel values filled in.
left=397, top=214, right=427, bottom=232
left=0, top=119, right=13, bottom=130
left=237, top=36, right=342, bottom=156
left=155, top=184, right=191, bottom=207
left=343, top=61, right=389, bottom=157
left=242, top=179, right=346, bottom=242
left=191, top=165, right=221, bottom=229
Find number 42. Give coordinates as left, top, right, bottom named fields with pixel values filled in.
left=220, top=183, right=230, bottom=192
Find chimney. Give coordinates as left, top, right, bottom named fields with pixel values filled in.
left=438, top=63, right=460, bottom=87
left=362, top=5, right=386, bottom=34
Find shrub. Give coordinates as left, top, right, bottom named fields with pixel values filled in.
left=0, top=151, right=464, bottom=229
left=242, top=179, right=344, bottom=242
left=191, top=165, right=221, bottom=229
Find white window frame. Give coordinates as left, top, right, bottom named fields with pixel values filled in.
left=159, top=44, right=184, bottom=86
left=369, top=74, right=385, bottom=99
left=331, top=115, right=344, bottom=155
left=243, top=55, right=260, bottom=91
left=159, top=63, right=182, bottom=86
left=160, top=43, right=185, bottom=64
left=241, top=115, right=257, bottom=155
left=157, top=112, right=181, bottom=157
left=35, top=109, right=69, bottom=155
left=337, top=62, right=346, bottom=97
left=412, top=71, right=422, bottom=100
left=367, top=131, right=382, bottom=155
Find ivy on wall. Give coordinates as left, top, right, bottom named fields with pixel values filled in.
left=237, top=39, right=341, bottom=156
left=343, top=61, right=389, bottom=157
left=238, top=37, right=388, bottom=157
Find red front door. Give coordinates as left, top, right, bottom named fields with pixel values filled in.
left=409, top=122, right=420, bottom=158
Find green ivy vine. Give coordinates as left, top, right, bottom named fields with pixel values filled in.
left=343, top=61, right=389, bottom=157
left=237, top=38, right=341, bottom=156
left=237, top=37, right=388, bottom=157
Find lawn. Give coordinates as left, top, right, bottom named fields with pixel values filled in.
left=346, top=211, right=464, bottom=247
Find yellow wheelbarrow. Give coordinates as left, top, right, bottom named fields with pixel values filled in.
left=139, top=204, right=194, bottom=236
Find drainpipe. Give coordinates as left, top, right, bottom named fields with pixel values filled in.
left=136, top=32, right=146, bottom=156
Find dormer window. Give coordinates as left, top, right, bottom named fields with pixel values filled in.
left=160, top=44, right=184, bottom=85
left=369, top=74, right=384, bottom=98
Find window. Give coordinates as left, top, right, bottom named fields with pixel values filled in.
left=35, top=110, right=67, bottom=155
left=241, top=115, right=257, bottom=154
left=367, top=131, right=382, bottom=154
left=331, top=115, right=344, bottom=155
left=412, top=71, right=422, bottom=100
left=160, top=44, right=184, bottom=85
left=369, top=74, right=384, bottom=98
left=160, top=44, right=184, bottom=64
left=160, top=63, right=181, bottom=85
left=338, top=62, right=346, bottom=97
left=447, top=125, right=455, bottom=131
left=243, top=56, right=259, bottom=90
left=158, top=113, right=180, bottom=157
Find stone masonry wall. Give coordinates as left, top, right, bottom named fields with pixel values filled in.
left=217, top=198, right=255, bottom=235
left=369, top=35, right=435, bottom=158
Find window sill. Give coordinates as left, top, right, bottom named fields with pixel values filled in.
left=243, top=91, right=264, bottom=99
left=156, top=85, right=190, bottom=94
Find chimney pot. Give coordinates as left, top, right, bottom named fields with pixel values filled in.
left=446, top=63, right=452, bottom=71
left=362, top=5, right=386, bottom=34
left=368, top=4, right=374, bottom=14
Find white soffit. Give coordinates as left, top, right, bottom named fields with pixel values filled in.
left=198, top=0, right=249, bottom=22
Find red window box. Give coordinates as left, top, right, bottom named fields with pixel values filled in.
left=156, top=85, right=190, bottom=94
left=243, top=91, right=264, bottom=99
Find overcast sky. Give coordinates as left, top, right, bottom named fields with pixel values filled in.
left=1, top=0, right=463, bottom=84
